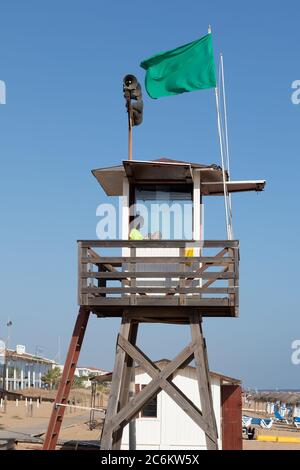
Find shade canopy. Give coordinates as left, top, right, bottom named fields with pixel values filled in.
left=92, top=157, right=266, bottom=197
left=201, top=180, right=266, bottom=195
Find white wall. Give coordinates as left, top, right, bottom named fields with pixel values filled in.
left=121, top=369, right=222, bottom=450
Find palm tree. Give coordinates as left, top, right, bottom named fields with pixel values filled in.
left=41, top=367, right=62, bottom=389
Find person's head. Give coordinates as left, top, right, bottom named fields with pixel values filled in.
left=131, top=214, right=144, bottom=231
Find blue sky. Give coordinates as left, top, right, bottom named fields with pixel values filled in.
left=0, top=0, right=299, bottom=389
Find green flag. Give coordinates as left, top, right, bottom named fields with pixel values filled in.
left=140, top=34, right=216, bottom=99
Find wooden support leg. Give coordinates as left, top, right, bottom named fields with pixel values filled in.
left=112, top=320, right=138, bottom=449
left=42, top=307, right=90, bottom=450
left=101, top=313, right=137, bottom=450
left=190, top=312, right=218, bottom=450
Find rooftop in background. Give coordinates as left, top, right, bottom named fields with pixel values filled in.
left=252, top=390, right=300, bottom=405
left=5, top=347, right=56, bottom=365
left=92, top=157, right=266, bottom=196
left=76, top=366, right=108, bottom=373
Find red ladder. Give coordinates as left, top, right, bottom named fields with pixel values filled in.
left=43, top=307, right=90, bottom=450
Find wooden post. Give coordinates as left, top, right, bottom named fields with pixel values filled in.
left=101, top=313, right=137, bottom=449
left=128, top=368, right=136, bottom=450
left=112, top=319, right=138, bottom=449
left=190, top=312, right=218, bottom=450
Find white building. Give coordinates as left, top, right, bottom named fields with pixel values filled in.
left=75, top=366, right=107, bottom=388
left=56, top=364, right=108, bottom=388
left=120, top=360, right=241, bottom=450
left=0, top=345, right=56, bottom=391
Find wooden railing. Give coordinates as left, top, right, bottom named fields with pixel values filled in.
left=78, top=240, right=239, bottom=313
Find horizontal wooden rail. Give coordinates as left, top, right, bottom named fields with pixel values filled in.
left=78, top=240, right=239, bottom=248
left=81, top=271, right=235, bottom=279
left=81, top=256, right=235, bottom=265
left=81, top=287, right=237, bottom=294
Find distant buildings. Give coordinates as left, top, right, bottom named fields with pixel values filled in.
left=0, top=345, right=56, bottom=391
left=56, top=364, right=107, bottom=387
left=0, top=344, right=107, bottom=391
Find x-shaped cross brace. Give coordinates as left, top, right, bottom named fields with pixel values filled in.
left=101, top=334, right=217, bottom=449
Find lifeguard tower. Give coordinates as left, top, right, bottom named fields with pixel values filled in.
left=43, top=155, right=265, bottom=450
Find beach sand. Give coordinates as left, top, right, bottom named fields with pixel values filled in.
left=2, top=399, right=300, bottom=450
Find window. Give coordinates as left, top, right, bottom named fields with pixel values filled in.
left=139, top=384, right=158, bottom=418
left=134, top=184, right=193, bottom=240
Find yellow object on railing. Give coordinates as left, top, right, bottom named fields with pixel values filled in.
left=184, top=248, right=194, bottom=266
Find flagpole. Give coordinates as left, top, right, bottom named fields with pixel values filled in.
left=220, top=53, right=230, bottom=177
left=220, top=53, right=234, bottom=238
left=209, top=26, right=231, bottom=239
left=215, top=86, right=231, bottom=239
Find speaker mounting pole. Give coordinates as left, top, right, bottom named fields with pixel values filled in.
left=127, top=97, right=133, bottom=161
left=123, top=74, right=144, bottom=161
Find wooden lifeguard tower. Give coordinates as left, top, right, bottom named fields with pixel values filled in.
left=43, top=156, right=265, bottom=450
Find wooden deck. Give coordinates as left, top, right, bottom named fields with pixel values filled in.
left=78, top=240, right=239, bottom=321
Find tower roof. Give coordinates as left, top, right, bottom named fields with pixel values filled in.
left=92, top=157, right=226, bottom=196
left=92, top=157, right=265, bottom=196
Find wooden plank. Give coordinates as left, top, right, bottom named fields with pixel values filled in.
left=117, top=336, right=214, bottom=439
left=190, top=313, right=218, bottom=449
left=112, top=321, right=139, bottom=450
left=87, top=247, right=102, bottom=261
left=201, top=266, right=229, bottom=289
left=81, top=271, right=235, bottom=279
left=203, top=240, right=238, bottom=248
left=200, top=325, right=219, bottom=448
left=89, top=297, right=229, bottom=307
left=79, top=240, right=239, bottom=248
left=100, top=314, right=132, bottom=450
left=97, top=264, right=106, bottom=297
left=78, top=242, right=88, bottom=306
left=81, top=256, right=235, bottom=265
left=93, top=306, right=233, bottom=320
left=78, top=242, right=83, bottom=305
left=234, top=247, right=239, bottom=313
left=119, top=307, right=230, bottom=320
left=81, top=287, right=236, bottom=294
left=165, top=248, right=228, bottom=298
left=130, top=247, right=137, bottom=306
left=228, top=248, right=235, bottom=308
left=179, top=247, right=186, bottom=306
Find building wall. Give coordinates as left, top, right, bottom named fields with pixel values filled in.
left=2, top=356, right=54, bottom=391
left=121, top=369, right=222, bottom=450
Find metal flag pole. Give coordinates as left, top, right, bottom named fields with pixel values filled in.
left=208, top=25, right=231, bottom=240
left=215, top=85, right=231, bottom=240
left=220, top=53, right=234, bottom=239
left=220, top=54, right=230, bottom=176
